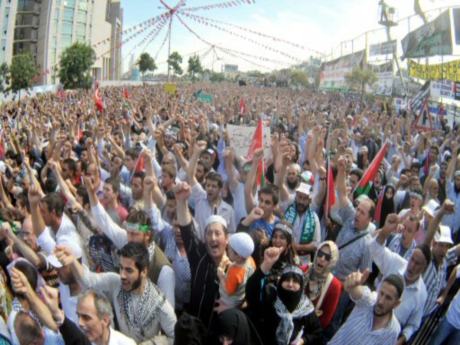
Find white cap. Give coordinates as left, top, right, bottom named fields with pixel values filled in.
left=229, top=233, right=254, bottom=258
left=434, top=225, right=454, bottom=245
left=205, top=215, right=228, bottom=230
left=47, top=239, right=83, bottom=268
left=422, top=199, right=440, bottom=218
left=296, top=182, right=312, bottom=196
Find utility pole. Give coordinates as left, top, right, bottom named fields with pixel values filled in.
left=167, top=15, right=173, bottom=82
left=378, top=0, right=407, bottom=96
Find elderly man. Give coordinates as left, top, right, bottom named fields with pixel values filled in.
left=329, top=156, right=375, bottom=334
left=175, top=181, right=230, bottom=330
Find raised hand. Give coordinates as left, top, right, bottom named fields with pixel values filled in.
left=261, top=247, right=282, bottom=274
left=173, top=181, right=191, bottom=201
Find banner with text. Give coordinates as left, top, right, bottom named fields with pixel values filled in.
left=408, top=59, right=460, bottom=82
left=226, top=124, right=271, bottom=159
left=369, top=40, right=396, bottom=56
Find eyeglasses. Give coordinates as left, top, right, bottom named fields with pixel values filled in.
left=317, top=250, right=332, bottom=261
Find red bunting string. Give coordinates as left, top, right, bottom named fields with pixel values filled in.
left=183, top=12, right=302, bottom=63
left=175, top=13, right=289, bottom=68
left=181, top=0, right=255, bottom=13
left=180, top=12, right=324, bottom=56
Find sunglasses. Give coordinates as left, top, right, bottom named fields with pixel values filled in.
left=317, top=250, right=332, bottom=261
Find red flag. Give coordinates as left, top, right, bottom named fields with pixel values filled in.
left=135, top=152, right=145, bottom=173
left=123, top=88, right=130, bottom=99
left=374, top=189, right=385, bottom=225
left=239, top=98, right=246, bottom=115
left=324, top=159, right=336, bottom=215
left=0, top=134, right=4, bottom=160
left=94, top=88, right=104, bottom=113
left=57, top=88, right=65, bottom=100
left=354, top=142, right=389, bottom=197
left=246, top=119, right=265, bottom=186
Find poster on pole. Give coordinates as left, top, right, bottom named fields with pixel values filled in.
left=226, top=124, right=271, bottom=159
left=369, top=40, right=396, bottom=56
left=368, top=61, right=394, bottom=96
left=401, top=10, right=453, bottom=59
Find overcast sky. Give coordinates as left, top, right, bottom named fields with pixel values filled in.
left=119, top=0, right=460, bottom=73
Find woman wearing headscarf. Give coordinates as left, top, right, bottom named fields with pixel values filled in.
left=261, top=221, right=299, bottom=285
left=215, top=308, right=263, bottom=345
left=302, top=241, right=341, bottom=330
left=246, top=247, right=323, bottom=345
left=374, top=184, right=396, bottom=228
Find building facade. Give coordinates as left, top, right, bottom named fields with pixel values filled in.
left=9, top=0, right=122, bottom=84
left=0, top=0, right=18, bottom=65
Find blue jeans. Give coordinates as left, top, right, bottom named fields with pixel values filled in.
left=429, top=317, right=460, bottom=345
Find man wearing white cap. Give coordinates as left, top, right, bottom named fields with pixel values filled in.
left=282, top=182, right=320, bottom=265
left=174, top=181, right=231, bottom=331
left=420, top=200, right=460, bottom=318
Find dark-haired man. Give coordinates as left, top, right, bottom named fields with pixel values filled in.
left=188, top=141, right=236, bottom=240
left=329, top=271, right=402, bottom=345
left=370, top=214, right=429, bottom=345
left=54, top=242, right=176, bottom=344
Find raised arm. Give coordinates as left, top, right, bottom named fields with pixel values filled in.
left=28, top=186, right=47, bottom=237
left=187, top=140, right=207, bottom=186
left=343, top=269, right=370, bottom=302
left=10, top=268, right=58, bottom=332
left=244, top=148, right=263, bottom=213
left=331, top=156, right=349, bottom=210
left=1, top=222, right=46, bottom=270
left=424, top=199, right=454, bottom=246
left=277, top=140, right=292, bottom=203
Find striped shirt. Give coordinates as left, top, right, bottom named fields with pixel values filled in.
left=387, top=234, right=416, bottom=261
left=328, top=286, right=400, bottom=345
left=422, top=248, right=458, bottom=315
left=370, top=239, right=427, bottom=340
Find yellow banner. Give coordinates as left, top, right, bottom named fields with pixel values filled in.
left=163, top=83, right=177, bottom=95
left=408, top=59, right=460, bottom=82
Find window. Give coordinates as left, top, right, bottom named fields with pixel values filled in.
left=63, top=7, right=74, bottom=21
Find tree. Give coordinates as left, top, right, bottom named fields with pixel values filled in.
left=345, top=67, right=377, bottom=99
left=187, top=55, right=203, bottom=81
left=168, top=51, right=183, bottom=77
left=209, top=71, right=225, bottom=83
left=0, top=63, right=10, bottom=94
left=289, top=69, right=309, bottom=87
left=10, top=53, right=37, bottom=93
left=137, top=53, right=156, bottom=80
left=59, top=42, right=96, bottom=89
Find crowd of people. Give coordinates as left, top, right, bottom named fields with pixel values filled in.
left=0, top=82, right=458, bottom=345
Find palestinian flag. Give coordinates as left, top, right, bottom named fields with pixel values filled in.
left=246, top=119, right=265, bottom=186
left=123, top=87, right=130, bottom=99
left=354, top=142, right=389, bottom=197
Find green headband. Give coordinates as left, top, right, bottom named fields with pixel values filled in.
left=124, top=222, right=150, bottom=234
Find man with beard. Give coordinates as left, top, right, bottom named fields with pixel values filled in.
left=53, top=242, right=176, bottom=343
left=283, top=182, right=320, bottom=265
left=328, top=270, right=402, bottom=345
left=187, top=141, right=236, bottom=240
left=370, top=214, right=429, bottom=345
left=83, top=176, right=175, bottom=308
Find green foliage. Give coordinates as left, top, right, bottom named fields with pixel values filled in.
left=289, top=69, right=309, bottom=87
left=10, top=53, right=37, bottom=92
left=59, top=42, right=96, bottom=89
left=0, top=63, right=10, bottom=93
left=209, top=71, right=225, bottom=83
left=137, top=53, right=156, bottom=79
left=168, top=51, right=183, bottom=76
left=187, top=55, right=203, bottom=81
left=345, top=67, right=378, bottom=98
